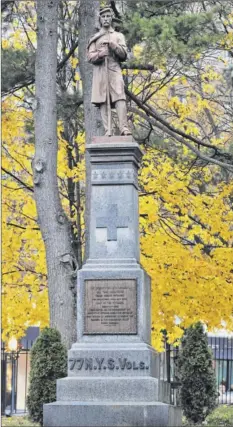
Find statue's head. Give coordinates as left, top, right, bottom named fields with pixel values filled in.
left=99, top=7, right=113, bottom=28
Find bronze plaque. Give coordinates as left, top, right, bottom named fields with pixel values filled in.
left=84, top=279, right=137, bottom=334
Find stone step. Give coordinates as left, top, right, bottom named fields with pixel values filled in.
left=43, top=401, right=182, bottom=427
left=57, top=377, right=165, bottom=402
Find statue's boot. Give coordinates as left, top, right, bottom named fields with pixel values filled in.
left=121, top=128, right=132, bottom=136
left=100, top=101, right=131, bottom=136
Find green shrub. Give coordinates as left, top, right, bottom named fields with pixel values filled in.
left=27, top=327, right=67, bottom=426
left=178, top=322, right=217, bottom=424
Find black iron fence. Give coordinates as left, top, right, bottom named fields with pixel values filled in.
left=159, top=342, right=180, bottom=405
left=1, top=333, right=233, bottom=414
left=1, top=344, right=30, bottom=415
left=1, top=327, right=39, bottom=415
left=162, top=336, right=233, bottom=406
left=209, top=336, right=233, bottom=405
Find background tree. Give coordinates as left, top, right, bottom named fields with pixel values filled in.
left=79, top=0, right=103, bottom=259
left=2, top=0, right=86, bottom=347
left=177, top=322, right=217, bottom=424
left=32, top=0, right=78, bottom=349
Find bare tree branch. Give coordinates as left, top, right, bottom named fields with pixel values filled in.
left=6, top=222, right=39, bottom=231
left=129, top=105, right=233, bottom=171
left=2, top=167, right=34, bottom=192
left=127, top=88, right=221, bottom=152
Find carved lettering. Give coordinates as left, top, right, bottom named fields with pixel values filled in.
left=119, top=358, right=127, bottom=370
left=108, top=358, right=115, bottom=370
left=133, top=362, right=138, bottom=370
left=76, top=358, right=84, bottom=370
left=85, top=358, right=93, bottom=370
left=68, top=358, right=75, bottom=370
left=126, top=361, right=132, bottom=370
left=68, top=357, right=148, bottom=372
left=139, top=361, right=145, bottom=370
left=96, top=357, right=104, bottom=370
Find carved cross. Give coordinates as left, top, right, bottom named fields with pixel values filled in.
left=96, top=204, right=130, bottom=241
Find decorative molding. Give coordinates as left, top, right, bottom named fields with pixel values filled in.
left=92, top=168, right=138, bottom=186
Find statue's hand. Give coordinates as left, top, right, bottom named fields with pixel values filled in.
left=109, top=41, right=118, bottom=51
left=98, top=45, right=109, bottom=58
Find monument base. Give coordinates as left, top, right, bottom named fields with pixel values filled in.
left=43, top=137, right=182, bottom=426
left=44, top=401, right=181, bottom=427
left=44, top=343, right=181, bottom=427
left=44, top=342, right=181, bottom=426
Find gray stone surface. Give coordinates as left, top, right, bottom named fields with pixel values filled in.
left=43, top=401, right=182, bottom=427
left=86, top=142, right=142, bottom=263
left=56, top=377, right=170, bottom=404
left=67, top=343, right=159, bottom=378
left=92, top=136, right=134, bottom=144
left=57, top=377, right=160, bottom=402
left=43, top=139, right=182, bottom=426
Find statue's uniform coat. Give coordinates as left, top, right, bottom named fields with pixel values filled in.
left=87, top=28, right=127, bottom=106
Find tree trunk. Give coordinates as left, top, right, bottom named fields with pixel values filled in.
left=33, top=0, right=76, bottom=348
left=79, top=0, right=103, bottom=261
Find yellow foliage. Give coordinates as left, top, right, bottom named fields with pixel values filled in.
left=70, top=57, right=79, bottom=69
left=133, top=44, right=144, bottom=58
left=2, top=95, right=49, bottom=341
left=2, top=1, right=36, bottom=50
left=139, top=149, right=233, bottom=349
left=2, top=94, right=85, bottom=342
left=74, top=72, right=81, bottom=81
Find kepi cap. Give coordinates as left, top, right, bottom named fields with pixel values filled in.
left=99, top=7, right=113, bottom=16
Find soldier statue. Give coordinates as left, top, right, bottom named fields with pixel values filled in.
left=87, top=7, right=131, bottom=136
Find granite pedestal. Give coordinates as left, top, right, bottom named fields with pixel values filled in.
left=43, top=137, right=182, bottom=426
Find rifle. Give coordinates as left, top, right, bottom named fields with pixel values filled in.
left=103, top=40, right=112, bottom=136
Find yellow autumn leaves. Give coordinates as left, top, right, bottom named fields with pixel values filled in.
left=2, top=95, right=85, bottom=343
left=139, top=149, right=233, bottom=349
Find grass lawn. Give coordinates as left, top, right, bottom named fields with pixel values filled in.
left=182, top=405, right=233, bottom=426
left=1, top=416, right=39, bottom=426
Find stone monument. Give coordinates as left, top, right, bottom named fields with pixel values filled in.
left=43, top=7, right=182, bottom=427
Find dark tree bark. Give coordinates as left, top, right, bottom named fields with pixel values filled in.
left=1, top=0, right=14, bottom=12
left=79, top=0, right=103, bottom=261
left=33, top=0, right=77, bottom=348
left=57, top=1, right=83, bottom=269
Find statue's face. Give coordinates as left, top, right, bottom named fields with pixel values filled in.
left=100, top=12, right=112, bottom=28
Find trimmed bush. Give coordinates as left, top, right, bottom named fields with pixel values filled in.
left=178, top=322, right=217, bottom=424
left=27, top=327, right=67, bottom=426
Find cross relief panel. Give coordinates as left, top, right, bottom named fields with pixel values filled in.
left=96, top=204, right=130, bottom=242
